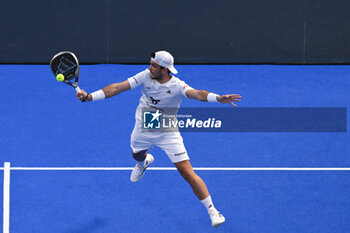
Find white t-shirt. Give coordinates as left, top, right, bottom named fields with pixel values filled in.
left=128, top=69, right=193, bottom=123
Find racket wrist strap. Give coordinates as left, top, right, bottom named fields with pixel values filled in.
left=207, top=93, right=219, bottom=102
left=91, top=89, right=105, bottom=101
left=82, top=94, right=91, bottom=102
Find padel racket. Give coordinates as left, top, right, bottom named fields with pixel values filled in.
left=50, top=51, right=81, bottom=93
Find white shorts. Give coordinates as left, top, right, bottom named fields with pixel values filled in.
left=130, top=122, right=189, bottom=163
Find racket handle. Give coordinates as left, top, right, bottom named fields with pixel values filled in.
left=75, top=86, right=81, bottom=93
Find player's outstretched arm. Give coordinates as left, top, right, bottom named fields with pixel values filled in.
left=76, top=80, right=131, bottom=102
left=185, top=89, right=242, bottom=106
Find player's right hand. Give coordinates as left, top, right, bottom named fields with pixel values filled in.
left=76, top=89, right=91, bottom=102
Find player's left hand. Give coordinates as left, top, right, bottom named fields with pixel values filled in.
left=217, top=94, right=242, bottom=106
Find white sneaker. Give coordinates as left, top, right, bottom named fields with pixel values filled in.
left=210, top=211, right=225, bottom=228
left=130, top=154, right=154, bottom=183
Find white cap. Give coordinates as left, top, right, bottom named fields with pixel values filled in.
left=151, top=51, right=178, bottom=74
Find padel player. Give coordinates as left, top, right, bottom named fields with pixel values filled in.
left=76, top=51, right=242, bottom=228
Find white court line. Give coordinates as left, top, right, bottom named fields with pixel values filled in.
left=0, top=167, right=350, bottom=171
left=3, top=162, right=10, bottom=233
left=2, top=164, right=350, bottom=233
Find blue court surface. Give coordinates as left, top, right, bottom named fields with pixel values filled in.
left=0, top=64, right=349, bottom=232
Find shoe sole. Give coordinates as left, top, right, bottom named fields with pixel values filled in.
left=212, top=219, right=225, bottom=228
left=211, top=215, right=225, bottom=228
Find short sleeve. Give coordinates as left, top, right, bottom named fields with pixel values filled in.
left=127, top=69, right=150, bottom=89
left=178, top=80, right=194, bottom=98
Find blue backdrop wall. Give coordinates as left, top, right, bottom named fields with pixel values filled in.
left=0, top=0, right=349, bottom=64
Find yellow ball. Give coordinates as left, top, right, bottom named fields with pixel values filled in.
left=56, top=73, right=65, bottom=82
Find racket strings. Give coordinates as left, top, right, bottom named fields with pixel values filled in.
left=56, top=57, right=77, bottom=78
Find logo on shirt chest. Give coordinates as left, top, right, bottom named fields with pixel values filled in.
left=150, top=96, right=160, bottom=105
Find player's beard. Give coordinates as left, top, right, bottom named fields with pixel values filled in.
left=151, top=72, right=162, bottom=81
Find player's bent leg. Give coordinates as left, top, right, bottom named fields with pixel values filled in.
left=156, top=133, right=224, bottom=227
left=130, top=124, right=154, bottom=183
left=174, top=160, right=209, bottom=199
left=130, top=150, right=154, bottom=183
left=174, top=160, right=225, bottom=228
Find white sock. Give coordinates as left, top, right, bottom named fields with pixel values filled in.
left=200, top=196, right=217, bottom=214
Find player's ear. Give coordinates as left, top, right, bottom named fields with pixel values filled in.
left=160, top=67, right=169, bottom=74
left=161, top=67, right=170, bottom=74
